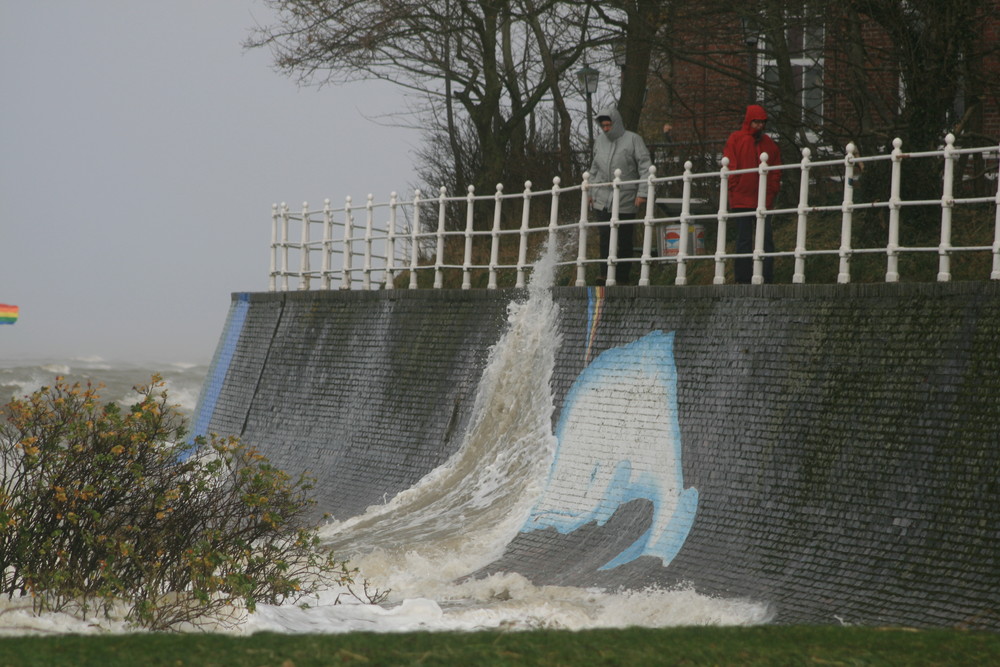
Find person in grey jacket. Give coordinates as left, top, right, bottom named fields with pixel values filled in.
left=587, top=107, right=652, bottom=285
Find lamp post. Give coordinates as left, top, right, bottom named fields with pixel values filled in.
left=576, top=64, right=600, bottom=155
left=612, top=39, right=627, bottom=73
left=740, top=18, right=759, bottom=104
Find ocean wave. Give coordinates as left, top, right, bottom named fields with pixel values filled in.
left=0, top=360, right=208, bottom=418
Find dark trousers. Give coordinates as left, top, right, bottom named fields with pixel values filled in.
left=594, top=209, right=638, bottom=285
left=731, top=208, right=774, bottom=284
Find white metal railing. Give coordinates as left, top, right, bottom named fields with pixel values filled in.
left=269, top=134, right=1000, bottom=290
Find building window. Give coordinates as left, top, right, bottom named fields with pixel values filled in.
left=760, top=11, right=825, bottom=124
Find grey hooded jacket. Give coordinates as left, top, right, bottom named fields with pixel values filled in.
left=587, top=107, right=653, bottom=215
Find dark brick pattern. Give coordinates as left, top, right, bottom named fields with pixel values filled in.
left=208, top=289, right=511, bottom=519
left=203, top=282, right=1000, bottom=630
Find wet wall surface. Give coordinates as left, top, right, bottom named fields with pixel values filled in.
left=198, top=282, right=1000, bottom=630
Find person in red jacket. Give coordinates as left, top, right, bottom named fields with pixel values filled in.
left=723, top=105, right=781, bottom=283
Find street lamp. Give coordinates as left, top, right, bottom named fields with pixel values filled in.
left=612, top=39, right=627, bottom=71
left=576, top=64, right=600, bottom=154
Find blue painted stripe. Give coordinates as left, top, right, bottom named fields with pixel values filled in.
left=584, top=286, right=601, bottom=363
left=183, top=293, right=251, bottom=457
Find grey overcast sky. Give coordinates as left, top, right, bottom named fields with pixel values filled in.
left=1, top=1, right=419, bottom=364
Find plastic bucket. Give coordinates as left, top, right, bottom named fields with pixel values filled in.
left=659, top=223, right=706, bottom=256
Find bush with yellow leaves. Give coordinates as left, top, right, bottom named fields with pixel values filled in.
left=0, top=376, right=353, bottom=630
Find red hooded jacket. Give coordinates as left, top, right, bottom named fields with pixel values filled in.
left=723, top=105, right=781, bottom=209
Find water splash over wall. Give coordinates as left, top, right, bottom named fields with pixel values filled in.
left=317, top=245, right=562, bottom=585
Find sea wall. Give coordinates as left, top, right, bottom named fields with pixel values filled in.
left=194, top=282, right=1000, bottom=630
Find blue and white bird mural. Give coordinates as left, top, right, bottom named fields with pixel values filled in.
left=524, top=330, right=699, bottom=570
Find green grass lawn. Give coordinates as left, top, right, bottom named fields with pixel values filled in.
left=2, top=625, right=999, bottom=666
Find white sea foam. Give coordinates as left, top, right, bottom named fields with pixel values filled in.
left=241, top=574, right=771, bottom=634
left=0, top=596, right=138, bottom=636
left=70, top=355, right=108, bottom=365
left=169, top=361, right=200, bottom=370
left=0, top=359, right=208, bottom=418
left=160, top=377, right=201, bottom=415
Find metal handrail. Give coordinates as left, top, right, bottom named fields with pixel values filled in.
left=269, top=134, right=1000, bottom=290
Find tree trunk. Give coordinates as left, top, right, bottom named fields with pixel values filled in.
left=617, top=0, right=664, bottom=131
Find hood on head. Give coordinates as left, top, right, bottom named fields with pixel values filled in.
left=596, top=107, right=625, bottom=141
left=742, top=104, right=769, bottom=133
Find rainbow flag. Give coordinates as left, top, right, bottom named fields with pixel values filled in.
left=0, top=304, right=18, bottom=325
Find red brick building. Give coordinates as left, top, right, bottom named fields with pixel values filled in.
left=637, top=3, right=1000, bottom=175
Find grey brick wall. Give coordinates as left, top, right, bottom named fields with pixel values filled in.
left=198, top=281, right=1000, bottom=630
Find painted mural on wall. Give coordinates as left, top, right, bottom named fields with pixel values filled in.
left=186, top=292, right=251, bottom=460
left=523, top=328, right=699, bottom=570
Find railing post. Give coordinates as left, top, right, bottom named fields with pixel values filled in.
left=363, top=194, right=375, bottom=290
left=838, top=143, right=857, bottom=284
left=639, top=166, right=657, bottom=287
left=462, top=185, right=475, bottom=290
left=675, top=162, right=693, bottom=286
left=270, top=203, right=279, bottom=291
left=280, top=202, right=290, bottom=292
left=409, top=189, right=421, bottom=289
left=341, top=196, right=354, bottom=290
left=434, top=186, right=447, bottom=289
left=299, top=202, right=311, bottom=291
left=793, top=147, right=812, bottom=284
left=937, top=134, right=956, bottom=282
left=993, top=143, right=1000, bottom=280
left=607, top=169, right=622, bottom=286
left=714, top=158, right=729, bottom=284
left=751, top=153, right=771, bottom=284
left=321, top=198, right=333, bottom=290
left=576, top=173, right=591, bottom=287
left=386, top=192, right=398, bottom=289
left=548, top=176, right=561, bottom=255
left=488, top=184, right=503, bottom=289
left=516, top=181, right=532, bottom=288
left=886, top=138, right=903, bottom=283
